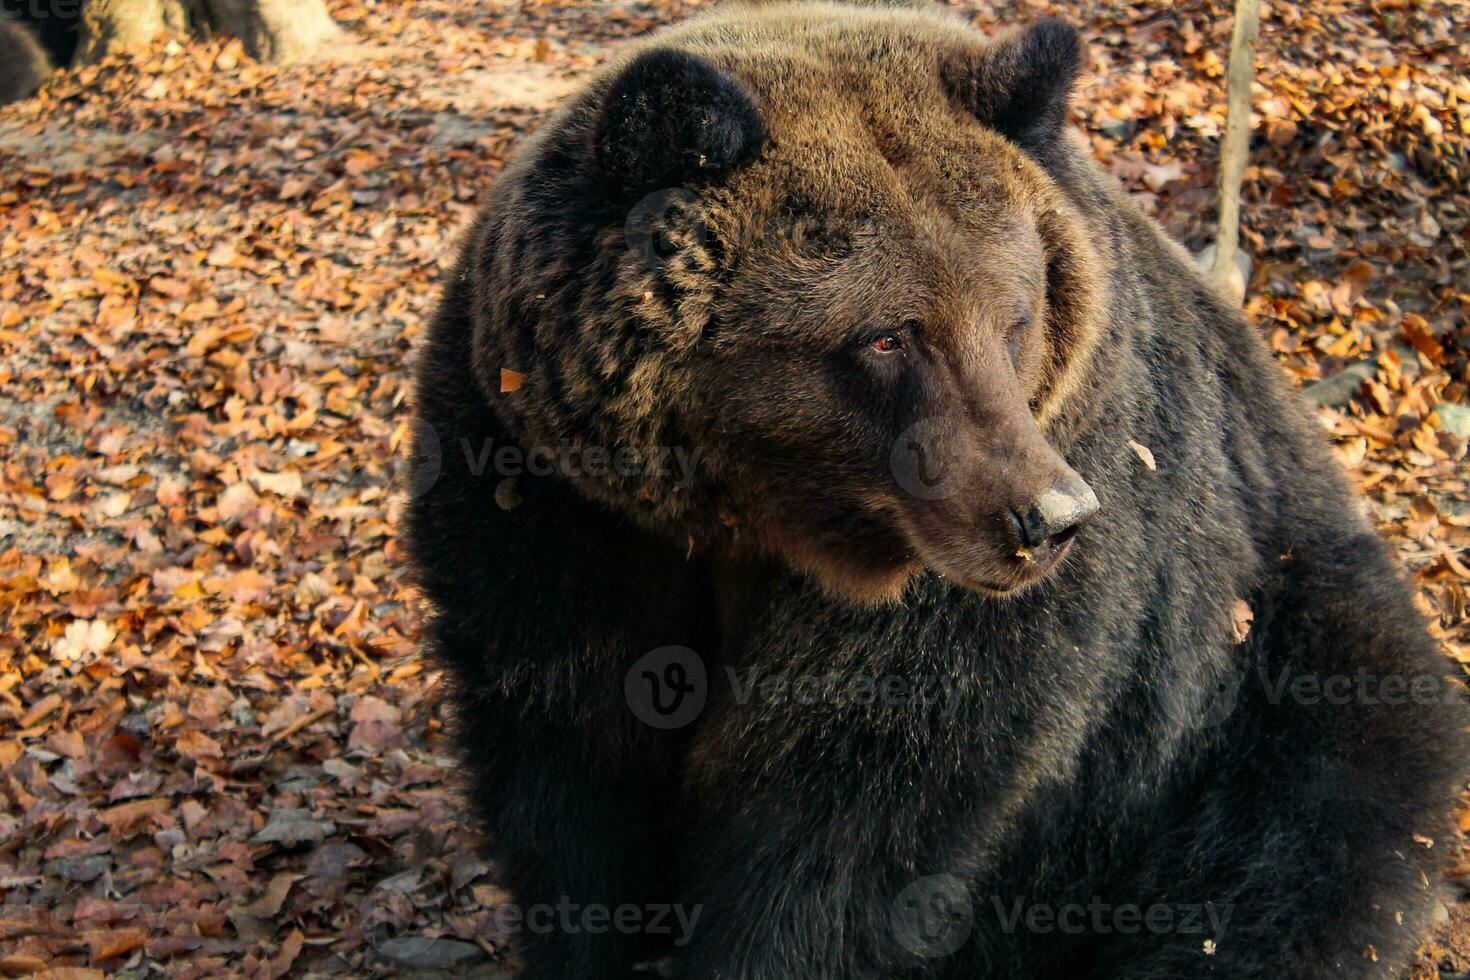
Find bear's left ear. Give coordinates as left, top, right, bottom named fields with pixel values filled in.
left=595, top=48, right=766, bottom=193
left=943, top=19, right=1081, bottom=156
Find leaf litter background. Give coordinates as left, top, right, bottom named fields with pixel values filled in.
left=0, top=0, right=1467, bottom=975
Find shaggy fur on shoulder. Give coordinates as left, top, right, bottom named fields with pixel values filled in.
left=407, top=2, right=1470, bottom=977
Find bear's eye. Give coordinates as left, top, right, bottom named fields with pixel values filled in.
left=869, top=333, right=905, bottom=354
left=851, top=322, right=916, bottom=361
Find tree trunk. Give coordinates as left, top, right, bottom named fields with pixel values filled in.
left=1211, top=0, right=1261, bottom=296
left=77, top=0, right=341, bottom=65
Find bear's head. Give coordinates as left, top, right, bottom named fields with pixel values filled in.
left=478, top=1, right=1107, bottom=603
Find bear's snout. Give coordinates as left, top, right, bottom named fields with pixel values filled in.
left=889, top=402, right=1098, bottom=595
left=1008, top=477, right=1099, bottom=569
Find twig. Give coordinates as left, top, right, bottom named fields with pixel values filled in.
left=268, top=705, right=336, bottom=745
left=1212, top=0, right=1262, bottom=290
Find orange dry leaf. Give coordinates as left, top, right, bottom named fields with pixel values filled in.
left=85, top=928, right=146, bottom=964
left=175, top=730, right=224, bottom=762
left=148, top=275, right=191, bottom=298
left=19, top=693, right=62, bottom=729
left=1400, top=314, right=1445, bottom=362
left=101, top=798, right=169, bottom=836
left=1230, top=599, right=1254, bottom=644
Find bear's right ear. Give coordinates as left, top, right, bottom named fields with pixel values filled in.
left=595, top=49, right=766, bottom=193
left=944, top=19, right=1081, bottom=157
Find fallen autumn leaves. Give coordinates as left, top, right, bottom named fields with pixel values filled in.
left=0, top=0, right=1466, bottom=976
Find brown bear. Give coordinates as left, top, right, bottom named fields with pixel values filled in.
left=0, top=17, right=51, bottom=106
left=406, top=1, right=1469, bottom=977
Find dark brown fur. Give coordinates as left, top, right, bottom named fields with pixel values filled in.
left=0, top=17, right=51, bottom=106
left=407, top=2, right=1470, bottom=977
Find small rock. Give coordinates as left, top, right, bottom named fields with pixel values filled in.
left=1194, top=244, right=1253, bottom=302
left=1437, top=403, right=1470, bottom=437
left=48, top=855, right=110, bottom=883
left=307, top=841, right=368, bottom=888
left=273, top=765, right=325, bottom=793
left=374, top=936, right=487, bottom=970
left=251, top=808, right=335, bottom=849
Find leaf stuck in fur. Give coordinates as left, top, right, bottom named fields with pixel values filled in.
left=1229, top=599, right=1254, bottom=644
left=1127, top=439, right=1157, bottom=471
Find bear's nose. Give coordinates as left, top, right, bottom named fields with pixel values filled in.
left=1008, top=477, right=1099, bottom=560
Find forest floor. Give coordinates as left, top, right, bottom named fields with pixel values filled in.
left=0, top=0, right=1467, bottom=976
